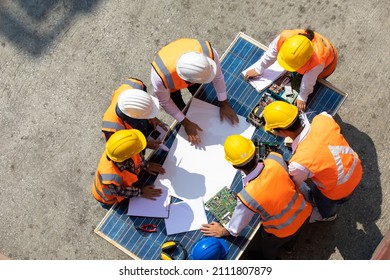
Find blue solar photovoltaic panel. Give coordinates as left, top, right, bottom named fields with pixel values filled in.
left=95, top=33, right=347, bottom=260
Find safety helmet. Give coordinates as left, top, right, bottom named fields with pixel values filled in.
left=224, top=135, right=255, bottom=166
left=190, top=237, right=229, bottom=260
left=263, top=101, right=299, bottom=132
left=117, top=89, right=160, bottom=119
left=176, top=52, right=217, bottom=84
left=277, top=35, right=313, bottom=72
left=106, top=129, right=146, bottom=162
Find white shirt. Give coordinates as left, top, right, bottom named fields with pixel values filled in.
left=150, top=48, right=227, bottom=123
left=253, top=35, right=325, bottom=102
left=288, top=112, right=333, bottom=187
left=224, top=163, right=264, bottom=236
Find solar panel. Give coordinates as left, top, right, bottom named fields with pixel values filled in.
left=95, top=32, right=347, bottom=260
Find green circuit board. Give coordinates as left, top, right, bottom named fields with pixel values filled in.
left=205, top=187, right=237, bottom=226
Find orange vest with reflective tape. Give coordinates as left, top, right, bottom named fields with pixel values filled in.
left=92, top=151, right=142, bottom=205
left=290, top=115, right=362, bottom=200
left=102, top=78, right=146, bottom=139
left=151, top=38, right=214, bottom=91
left=237, top=152, right=312, bottom=238
left=277, top=29, right=336, bottom=74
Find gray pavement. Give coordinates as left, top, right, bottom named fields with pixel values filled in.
left=0, top=0, right=389, bottom=260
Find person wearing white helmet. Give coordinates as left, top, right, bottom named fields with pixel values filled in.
left=102, top=77, right=167, bottom=150
left=151, top=38, right=239, bottom=145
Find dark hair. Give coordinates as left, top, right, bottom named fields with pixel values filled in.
left=233, top=154, right=258, bottom=173
left=299, top=29, right=315, bottom=41
left=274, top=114, right=302, bottom=133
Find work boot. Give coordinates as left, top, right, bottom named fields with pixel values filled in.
left=309, top=207, right=337, bottom=223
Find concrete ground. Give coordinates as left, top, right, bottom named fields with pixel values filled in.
left=0, top=0, right=389, bottom=260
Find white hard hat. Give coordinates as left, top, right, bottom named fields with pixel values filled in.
left=117, top=89, right=160, bottom=119
left=176, top=52, right=217, bottom=84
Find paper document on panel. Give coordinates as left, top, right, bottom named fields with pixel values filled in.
left=127, top=185, right=170, bottom=218
left=242, top=61, right=286, bottom=92
left=156, top=98, right=255, bottom=202
left=164, top=198, right=207, bottom=235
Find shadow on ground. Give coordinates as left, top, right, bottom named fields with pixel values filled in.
left=0, top=0, right=100, bottom=56
left=242, top=115, right=383, bottom=260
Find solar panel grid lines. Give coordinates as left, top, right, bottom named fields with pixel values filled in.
left=95, top=33, right=347, bottom=260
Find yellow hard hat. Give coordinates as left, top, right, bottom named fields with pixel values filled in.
left=106, top=129, right=147, bottom=162
left=263, top=101, right=299, bottom=132
left=224, top=135, right=255, bottom=166
left=277, top=35, right=313, bottom=72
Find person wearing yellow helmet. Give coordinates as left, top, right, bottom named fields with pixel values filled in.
left=245, top=29, right=338, bottom=111
left=92, top=129, right=165, bottom=207
left=101, top=77, right=167, bottom=150
left=262, top=101, right=362, bottom=223
left=151, top=38, right=239, bottom=146
left=200, top=134, right=312, bottom=259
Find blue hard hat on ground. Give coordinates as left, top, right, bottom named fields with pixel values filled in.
left=190, top=237, right=229, bottom=260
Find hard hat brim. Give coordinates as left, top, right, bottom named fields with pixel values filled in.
left=277, top=55, right=300, bottom=72
left=144, top=95, right=160, bottom=119
left=203, top=57, right=217, bottom=84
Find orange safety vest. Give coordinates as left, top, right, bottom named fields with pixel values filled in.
left=151, top=38, right=214, bottom=92
left=290, top=114, right=363, bottom=200
left=237, top=152, right=312, bottom=238
left=277, top=29, right=337, bottom=75
left=92, top=151, right=143, bottom=205
left=102, top=78, right=146, bottom=138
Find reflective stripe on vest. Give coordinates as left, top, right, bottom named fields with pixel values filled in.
left=92, top=152, right=141, bottom=205
left=152, top=39, right=213, bottom=90
left=102, top=78, right=145, bottom=134
left=238, top=152, right=312, bottom=237
left=290, top=115, right=362, bottom=199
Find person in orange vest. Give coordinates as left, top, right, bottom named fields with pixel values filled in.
left=200, top=135, right=312, bottom=259
left=151, top=38, right=239, bottom=146
left=102, top=77, right=167, bottom=150
left=245, top=29, right=338, bottom=111
left=262, top=101, right=363, bottom=223
left=92, top=129, right=165, bottom=208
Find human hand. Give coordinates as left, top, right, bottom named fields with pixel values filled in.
left=149, top=117, right=168, bottom=131
left=220, top=100, right=239, bottom=124
left=141, top=185, right=163, bottom=200
left=146, top=139, right=162, bottom=150
left=244, top=68, right=261, bottom=80
left=181, top=118, right=203, bottom=145
left=295, top=99, right=307, bottom=112
left=200, top=222, right=230, bottom=237
left=145, top=162, right=165, bottom=176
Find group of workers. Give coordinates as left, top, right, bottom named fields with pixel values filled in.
left=91, top=28, right=362, bottom=259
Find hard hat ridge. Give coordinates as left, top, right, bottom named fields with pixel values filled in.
left=176, top=52, right=217, bottom=84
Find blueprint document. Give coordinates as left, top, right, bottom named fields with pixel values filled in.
left=242, top=61, right=286, bottom=92
left=156, top=98, right=255, bottom=202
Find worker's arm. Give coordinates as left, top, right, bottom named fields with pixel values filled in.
left=211, top=48, right=239, bottom=124
left=245, top=36, right=280, bottom=80
left=200, top=199, right=255, bottom=237
left=106, top=183, right=162, bottom=200
left=288, top=162, right=313, bottom=187
left=151, top=67, right=186, bottom=123
left=296, top=64, right=325, bottom=111
left=106, top=183, right=142, bottom=198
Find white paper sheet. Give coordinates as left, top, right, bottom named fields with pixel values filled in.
left=242, top=61, right=286, bottom=92
left=157, top=98, right=255, bottom=202
left=164, top=198, right=207, bottom=235
left=127, top=186, right=170, bottom=218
